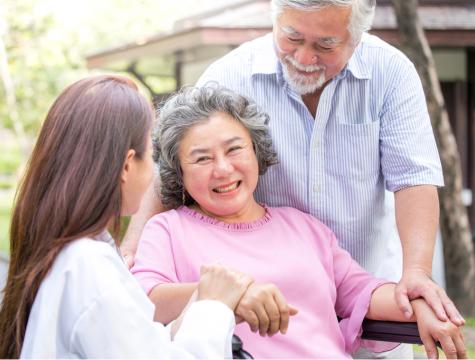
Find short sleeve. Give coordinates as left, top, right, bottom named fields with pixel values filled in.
left=329, top=231, right=394, bottom=353
left=131, top=215, right=180, bottom=294
left=379, top=60, right=444, bottom=191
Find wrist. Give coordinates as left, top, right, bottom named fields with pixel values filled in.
left=402, top=266, right=432, bottom=277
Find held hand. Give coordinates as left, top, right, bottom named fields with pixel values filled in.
left=412, top=299, right=466, bottom=359
left=198, top=264, right=253, bottom=310
left=395, top=269, right=464, bottom=325
left=235, top=283, right=298, bottom=337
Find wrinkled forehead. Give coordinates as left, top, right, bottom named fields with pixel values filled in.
left=274, top=6, right=352, bottom=42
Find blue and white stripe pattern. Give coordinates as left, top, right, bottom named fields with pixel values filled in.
left=197, top=33, right=443, bottom=280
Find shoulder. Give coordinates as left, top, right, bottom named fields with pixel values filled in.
left=354, top=34, right=415, bottom=81
left=360, top=34, right=412, bottom=65
left=53, top=238, right=126, bottom=286
left=197, top=33, right=273, bottom=90
left=268, top=206, right=334, bottom=236
left=145, top=208, right=182, bottom=229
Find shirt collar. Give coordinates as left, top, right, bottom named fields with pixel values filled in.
left=251, top=33, right=280, bottom=76
left=250, top=32, right=372, bottom=84
left=338, top=33, right=372, bottom=80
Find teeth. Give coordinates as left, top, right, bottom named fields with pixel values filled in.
left=214, top=182, right=239, bottom=193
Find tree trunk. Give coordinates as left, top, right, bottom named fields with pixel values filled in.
left=391, top=0, right=475, bottom=316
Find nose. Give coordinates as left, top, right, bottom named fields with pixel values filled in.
left=293, top=46, right=317, bottom=66
left=212, top=156, right=234, bottom=178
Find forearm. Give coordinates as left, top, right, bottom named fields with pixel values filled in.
left=121, top=177, right=165, bottom=254
left=395, top=185, right=439, bottom=275
left=366, top=283, right=416, bottom=321
left=150, top=283, right=197, bottom=324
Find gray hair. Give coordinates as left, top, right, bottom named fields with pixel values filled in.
left=154, top=84, right=278, bottom=209
left=271, top=0, right=376, bottom=44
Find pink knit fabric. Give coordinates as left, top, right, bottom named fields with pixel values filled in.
left=132, top=206, right=397, bottom=358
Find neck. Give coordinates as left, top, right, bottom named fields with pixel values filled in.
left=191, top=200, right=265, bottom=224
left=302, top=85, right=327, bottom=118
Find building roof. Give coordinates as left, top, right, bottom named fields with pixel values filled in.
left=86, top=0, right=475, bottom=71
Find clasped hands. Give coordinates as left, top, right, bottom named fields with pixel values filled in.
left=234, top=282, right=298, bottom=337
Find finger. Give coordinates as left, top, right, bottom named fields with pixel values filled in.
left=243, top=310, right=259, bottom=333
left=289, top=304, right=299, bottom=316
left=263, top=298, right=281, bottom=336
left=394, top=284, right=413, bottom=319
left=439, top=335, right=458, bottom=359
left=453, top=333, right=467, bottom=359
left=200, top=264, right=210, bottom=276
left=420, top=288, right=448, bottom=322
left=438, top=290, right=464, bottom=326
left=272, top=290, right=289, bottom=334
left=420, top=333, right=438, bottom=359
left=254, top=305, right=270, bottom=336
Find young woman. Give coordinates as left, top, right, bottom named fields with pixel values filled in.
left=0, top=75, right=253, bottom=358
left=132, top=85, right=466, bottom=359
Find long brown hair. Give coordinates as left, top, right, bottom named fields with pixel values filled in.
left=0, top=75, right=153, bottom=358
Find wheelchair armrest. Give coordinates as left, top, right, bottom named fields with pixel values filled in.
left=361, top=319, right=424, bottom=345
left=232, top=335, right=253, bottom=359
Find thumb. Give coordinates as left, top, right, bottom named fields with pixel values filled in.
left=289, top=304, right=299, bottom=316
left=395, top=284, right=413, bottom=319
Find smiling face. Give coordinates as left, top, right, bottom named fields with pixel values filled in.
left=178, top=112, right=264, bottom=223
left=273, top=6, right=356, bottom=94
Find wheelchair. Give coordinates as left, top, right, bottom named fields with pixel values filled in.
left=231, top=319, right=429, bottom=359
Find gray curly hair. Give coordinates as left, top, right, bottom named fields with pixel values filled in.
left=154, top=84, right=278, bottom=209
left=271, top=0, right=376, bottom=44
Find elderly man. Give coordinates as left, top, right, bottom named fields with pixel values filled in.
left=122, top=0, right=464, bottom=357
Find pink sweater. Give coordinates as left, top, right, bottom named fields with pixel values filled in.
left=132, top=206, right=392, bottom=358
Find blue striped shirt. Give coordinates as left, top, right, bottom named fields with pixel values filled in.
left=197, top=33, right=443, bottom=280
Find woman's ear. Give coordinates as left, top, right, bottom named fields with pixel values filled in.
left=121, top=149, right=137, bottom=183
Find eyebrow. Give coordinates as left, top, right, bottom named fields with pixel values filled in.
left=281, top=26, right=341, bottom=45
left=281, top=26, right=301, bottom=37
left=188, top=136, right=244, bottom=157
left=319, top=37, right=340, bottom=45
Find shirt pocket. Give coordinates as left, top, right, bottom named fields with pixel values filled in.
left=327, top=121, right=380, bottom=181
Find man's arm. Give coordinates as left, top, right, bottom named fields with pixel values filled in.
left=394, top=185, right=464, bottom=325
left=121, top=176, right=165, bottom=268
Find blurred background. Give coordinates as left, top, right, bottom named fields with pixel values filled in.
left=0, top=0, right=474, bottom=356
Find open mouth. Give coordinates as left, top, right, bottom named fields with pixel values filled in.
left=213, top=181, right=241, bottom=193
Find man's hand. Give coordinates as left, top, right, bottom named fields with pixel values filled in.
left=412, top=298, right=466, bottom=359
left=235, top=283, right=298, bottom=337
left=395, top=268, right=465, bottom=326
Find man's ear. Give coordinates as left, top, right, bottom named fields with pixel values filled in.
left=121, top=149, right=136, bottom=183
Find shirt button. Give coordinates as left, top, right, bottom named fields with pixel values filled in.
left=313, top=184, right=321, bottom=193
left=313, top=141, right=319, bottom=150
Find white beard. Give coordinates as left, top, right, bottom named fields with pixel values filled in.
left=282, top=55, right=327, bottom=95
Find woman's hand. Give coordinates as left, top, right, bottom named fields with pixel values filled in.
left=197, top=263, right=253, bottom=310
left=412, top=299, right=466, bottom=359
left=235, top=283, right=298, bottom=337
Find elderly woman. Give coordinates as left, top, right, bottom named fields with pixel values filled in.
left=131, top=85, right=465, bottom=359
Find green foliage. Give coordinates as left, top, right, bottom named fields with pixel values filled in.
left=0, top=190, right=14, bottom=253
left=0, top=141, right=22, bottom=175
